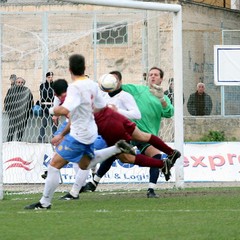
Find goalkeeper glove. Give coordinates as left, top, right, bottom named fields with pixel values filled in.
left=150, top=84, right=165, bottom=102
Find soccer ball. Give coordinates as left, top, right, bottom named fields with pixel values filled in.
left=98, top=74, right=118, bottom=92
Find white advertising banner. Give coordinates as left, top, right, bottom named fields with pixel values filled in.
left=2, top=142, right=240, bottom=184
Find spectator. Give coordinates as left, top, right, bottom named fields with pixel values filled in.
left=187, top=82, right=212, bottom=116
left=4, top=77, right=34, bottom=141
left=38, top=71, right=57, bottom=143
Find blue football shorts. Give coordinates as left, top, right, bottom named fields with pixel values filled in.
left=94, top=135, right=108, bottom=150
left=54, top=121, right=107, bottom=151
left=56, top=134, right=95, bottom=163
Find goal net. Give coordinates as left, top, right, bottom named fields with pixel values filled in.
left=1, top=1, right=183, bottom=195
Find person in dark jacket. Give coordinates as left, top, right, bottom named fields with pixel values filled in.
left=4, top=77, right=34, bottom=141
left=187, top=82, right=213, bottom=116
left=38, top=71, right=57, bottom=143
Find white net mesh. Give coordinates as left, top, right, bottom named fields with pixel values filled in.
left=1, top=6, right=176, bottom=192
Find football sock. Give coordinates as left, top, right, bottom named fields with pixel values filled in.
left=149, top=154, right=161, bottom=183
left=148, top=135, right=174, bottom=155
left=70, top=168, right=89, bottom=197
left=148, top=182, right=157, bottom=190
left=134, top=154, right=164, bottom=168
left=88, top=146, right=121, bottom=169
left=72, top=162, right=80, bottom=174
left=93, top=174, right=101, bottom=184
left=40, top=165, right=60, bottom=207
left=96, top=156, right=116, bottom=178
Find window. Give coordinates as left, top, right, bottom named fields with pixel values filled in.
left=95, top=22, right=128, bottom=45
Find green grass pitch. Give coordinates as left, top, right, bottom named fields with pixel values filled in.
left=0, top=187, right=240, bottom=240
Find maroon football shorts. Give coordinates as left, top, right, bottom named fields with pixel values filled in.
left=94, top=107, right=136, bottom=146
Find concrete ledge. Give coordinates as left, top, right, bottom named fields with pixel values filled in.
left=184, top=116, right=240, bottom=141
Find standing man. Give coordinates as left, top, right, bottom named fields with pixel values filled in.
left=4, top=77, right=34, bottom=141
left=38, top=71, right=57, bottom=143
left=24, top=54, right=133, bottom=210
left=187, top=82, right=213, bottom=116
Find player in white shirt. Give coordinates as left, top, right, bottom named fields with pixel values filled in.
left=104, top=82, right=141, bottom=120
left=41, top=78, right=107, bottom=190
left=24, top=54, right=134, bottom=210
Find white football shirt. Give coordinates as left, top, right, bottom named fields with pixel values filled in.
left=62, top=79, right=106, bottom=144
left=104, top=90, right=141, bottom=120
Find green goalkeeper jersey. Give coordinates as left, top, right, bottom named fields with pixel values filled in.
left=122, top=84, right=174, bottom=136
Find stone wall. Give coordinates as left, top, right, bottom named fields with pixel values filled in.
left=184, top=116, right=240, bottom=141
left=1, top=2, right=240, bottom=141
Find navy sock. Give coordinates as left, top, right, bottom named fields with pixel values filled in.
left=149, top=154, right=162, bottom=183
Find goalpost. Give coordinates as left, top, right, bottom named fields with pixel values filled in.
left=0, top=0, right=183, bottom=199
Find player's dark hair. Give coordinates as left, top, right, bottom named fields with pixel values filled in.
left=52, top=79, right=68, bottom=96
left=149, top=66, right=164, bottom=78
left=69, top=54, right=85, bottom=76
left=109, top=71, right=122, bottom=81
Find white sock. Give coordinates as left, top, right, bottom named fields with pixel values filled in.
left=93, top=174, right=101, bottom=183
left=40, top=165, right=60, bottom=207
left=72, top=162, right=79, bottom=174
left=87, top=146, right=120, bottom=169
left=148, top=182, right=157, bottom=189
left=70, top=168, right=90, bottom=197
